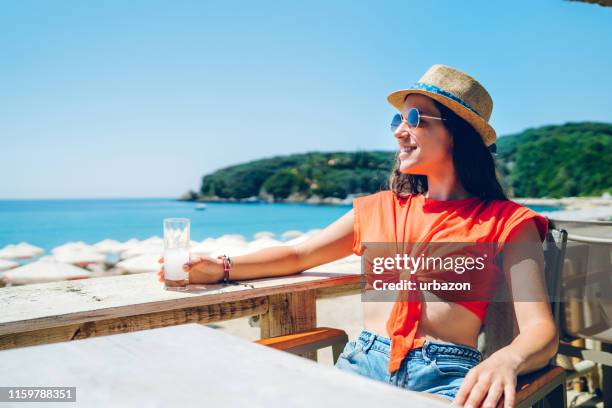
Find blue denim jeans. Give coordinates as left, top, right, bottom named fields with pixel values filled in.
left=334, top=329, right=482, bottom=402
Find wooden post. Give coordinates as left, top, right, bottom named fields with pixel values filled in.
left=602, top=343, right=612, bottom=408
left=260, top=290, right=317, bottom=361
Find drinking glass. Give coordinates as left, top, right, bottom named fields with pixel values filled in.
left=163, top=218, right=190, bottom=291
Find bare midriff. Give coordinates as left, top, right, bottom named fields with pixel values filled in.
left=362, top=295, right=482, bottom=350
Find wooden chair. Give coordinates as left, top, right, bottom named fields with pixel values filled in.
left=553, top=226, right=612, bottom=406
left=256, top=223, right=569, bottom=408
left=256, top=327, right=349, bottom=363
left=480, top=223, right=568, bottom=407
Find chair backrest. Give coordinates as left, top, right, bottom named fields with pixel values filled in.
left=558, top=234, right=612, bottom=342
left=480, top=221, right=568, bottom=361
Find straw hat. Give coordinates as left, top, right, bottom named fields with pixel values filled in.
left=387, top=64, right=496, bottom=148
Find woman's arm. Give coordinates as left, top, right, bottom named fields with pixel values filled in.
left=491, top=223, right=559, bottom=375
left=159, top=209, right=355, bottom=284
left=224, top=208, right=355, bottom=280
left=453, top=219, right=558, bottom=408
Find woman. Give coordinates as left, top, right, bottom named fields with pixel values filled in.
left=158, top=64, right=558, bottom=408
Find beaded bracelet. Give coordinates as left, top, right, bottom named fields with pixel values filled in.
left=216, top=254, right=232, bottom=284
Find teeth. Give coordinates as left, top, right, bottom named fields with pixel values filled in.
left=400, top=146, right=416, bottom=153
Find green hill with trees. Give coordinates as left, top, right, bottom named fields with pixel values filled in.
left=496, top=122, right=611, bottom=198
left=189, top=122, right=611, bottom=202
left=197, top=151, right=394, bottom=201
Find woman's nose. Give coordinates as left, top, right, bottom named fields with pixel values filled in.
left=393, top=123, right=411, bottom=140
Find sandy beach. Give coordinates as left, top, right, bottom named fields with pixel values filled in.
left=515, top=195, right=612, bottom=221
left=206, top=293, right=364, bottom=367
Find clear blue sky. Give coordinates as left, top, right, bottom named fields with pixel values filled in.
left=1, top=0, right=611, bottom=199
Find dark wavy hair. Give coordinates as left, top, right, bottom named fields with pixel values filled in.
left=388, top=98, right=508, bottom=202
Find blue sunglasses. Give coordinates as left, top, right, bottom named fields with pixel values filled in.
left=390, top=107, right=446, bottom=133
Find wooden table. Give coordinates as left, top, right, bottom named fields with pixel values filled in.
left=0, top=256, right=362, bottom=351
left=0, top=323, right=447, bottom=407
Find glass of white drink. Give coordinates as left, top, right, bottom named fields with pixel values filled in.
left=163, top=218, right=190, bottom=291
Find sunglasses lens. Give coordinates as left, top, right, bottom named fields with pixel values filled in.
left=407, top=108, right=420, bottom=128
left=390, top=113, right=402, bottom=132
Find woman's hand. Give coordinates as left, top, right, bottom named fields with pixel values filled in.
left=452, top=352, right=520, bottom=408
left=157, top=256, right=225, bottom=284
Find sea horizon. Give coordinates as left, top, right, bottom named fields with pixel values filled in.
left=0, top=197, right=564, bottom=255
left=0, top=198, right=352, bottom=253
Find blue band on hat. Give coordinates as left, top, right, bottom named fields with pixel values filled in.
left=411, top=82, right=480, bottom=116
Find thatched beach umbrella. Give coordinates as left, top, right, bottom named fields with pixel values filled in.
left=141, top=236, right=164, bottom=246
left=0, top=242, right=44, bottom=259
left=120, top=243, right=163, bottom=259
left=17, top=242, right=44, bottom=256
left=190, top=238, right=221, bottom=257
left=216, top=234, right=247, bottom=244
left=118, top=236, right=166, bottom=259
left=1, top=259, right=92, bottom=285
left=115, top=254, right=161, bottom=274
left=53, top=250, right=106, bottom=266
left=52, top=241, right=96, bottom=255
left=0, top=259, right=19, bottom=271
left=281, top=230, right=304, bottom=241
left=93, top=239, right=126, bottom=253
left=254, top=231, right=275, bottom=240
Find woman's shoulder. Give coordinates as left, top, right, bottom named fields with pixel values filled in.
left=484, top=198, right=539, bottom=217
left=351, top=190, right=391, bottom=215
left=484, top=198, right=549, bottom=242
left=483, top=197, right=522, bottom=212
left=352, top=190, right=390, bottom=204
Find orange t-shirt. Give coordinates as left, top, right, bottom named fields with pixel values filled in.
left=352, top=190, right=548, bottom=373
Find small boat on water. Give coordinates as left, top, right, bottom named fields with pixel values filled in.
left=195, top=203, right=207, bottom=211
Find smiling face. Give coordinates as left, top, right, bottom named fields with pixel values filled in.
left=394, top=94, right=454, bottom=175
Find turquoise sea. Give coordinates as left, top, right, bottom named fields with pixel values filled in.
left=0, top=198, right=560, bottom=253
left=0, top=199, right=352, bottom=252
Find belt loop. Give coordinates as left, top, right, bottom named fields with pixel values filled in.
left=362, top=332, right=377, bottom=353
left=421, top=339, right=433, bottom=363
